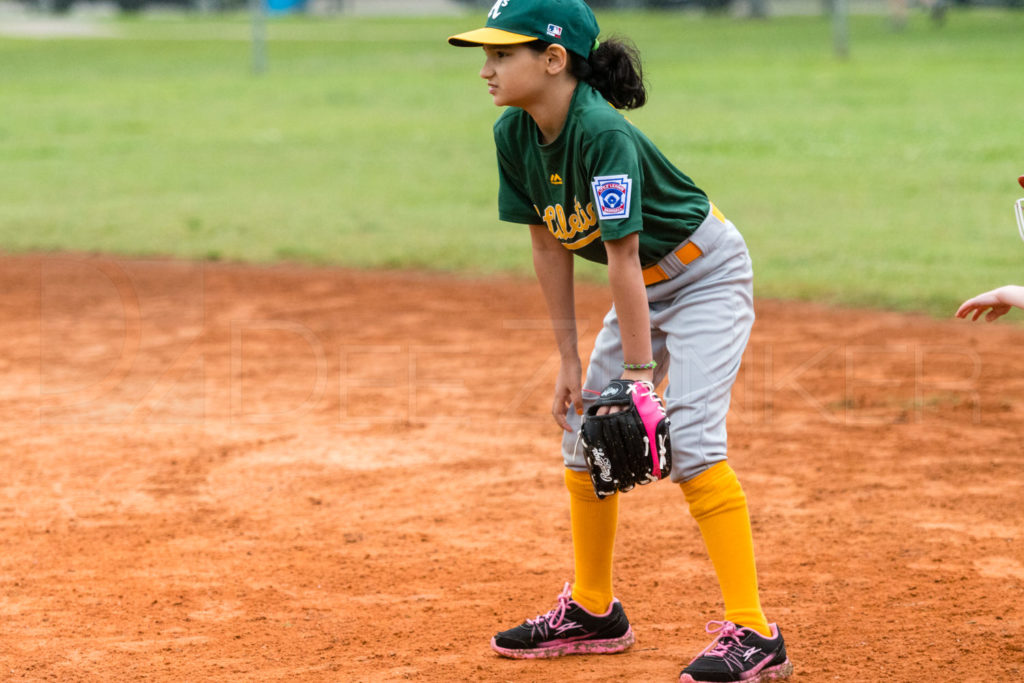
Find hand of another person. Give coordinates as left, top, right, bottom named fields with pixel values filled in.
left=955, top=285, right=1024, bottom=322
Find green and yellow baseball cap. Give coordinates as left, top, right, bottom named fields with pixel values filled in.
left=448, top=0, right=600, bottom=59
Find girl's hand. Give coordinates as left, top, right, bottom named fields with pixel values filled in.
left=553, top=357, right=583, bottom=431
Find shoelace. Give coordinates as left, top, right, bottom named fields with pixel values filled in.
left=698, top=620, right=749, bottom=668
left=525, top=582, right=573, bottom=637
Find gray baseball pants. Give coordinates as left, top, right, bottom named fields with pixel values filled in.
left=562, top=208, right=755, bottom=483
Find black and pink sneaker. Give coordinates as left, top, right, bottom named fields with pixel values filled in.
left=490, top=583, right=634, bottom=659
left=679, top=621, right=793, bottom=682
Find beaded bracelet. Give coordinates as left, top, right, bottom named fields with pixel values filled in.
left=622, top=360, right=657, bottom=371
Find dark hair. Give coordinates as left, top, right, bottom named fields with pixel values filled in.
left=526, top=37, right=647, bottom=110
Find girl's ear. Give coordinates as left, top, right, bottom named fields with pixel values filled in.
left=544, top=43, right=569, bottom=75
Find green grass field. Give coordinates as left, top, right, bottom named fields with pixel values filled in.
left=1, top=9, right=1022, bottom=315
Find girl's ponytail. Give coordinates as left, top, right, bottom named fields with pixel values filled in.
left=573, top=38, right=647, bottom=110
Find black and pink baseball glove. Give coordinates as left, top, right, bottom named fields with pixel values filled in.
left=579, top=379, right=672, bottom=499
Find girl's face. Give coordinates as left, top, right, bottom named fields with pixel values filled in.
left=480, top=44, right=550, bottom=108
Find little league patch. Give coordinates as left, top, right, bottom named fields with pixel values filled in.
left=592, top=175, right=632, bottom=220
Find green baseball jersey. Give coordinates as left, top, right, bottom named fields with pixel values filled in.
left=494, top=83, right=710, bottom=267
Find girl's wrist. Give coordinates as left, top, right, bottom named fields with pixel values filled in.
left=621, top=368, right=655, bottom=383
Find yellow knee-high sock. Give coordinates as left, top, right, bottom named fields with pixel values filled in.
left=564, top=468, right=618, bottom=614
left=681, top=462, right=771, bottom=636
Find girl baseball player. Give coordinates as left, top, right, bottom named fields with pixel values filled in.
left=449, top=2, right=792, bottom=681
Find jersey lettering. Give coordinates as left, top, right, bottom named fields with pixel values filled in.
left=540, top=197, right=599, bottom=248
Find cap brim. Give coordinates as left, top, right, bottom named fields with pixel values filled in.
left=448, top=27, right=537, bottom=48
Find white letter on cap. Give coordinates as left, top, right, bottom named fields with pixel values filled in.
left=488, top=0, right=509, bottom=20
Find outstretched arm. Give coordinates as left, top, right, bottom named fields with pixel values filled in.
left=955, top=285, right=1024, bottom=322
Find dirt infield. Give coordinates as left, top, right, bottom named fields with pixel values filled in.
left=1, top=253, right=1022, bottom=682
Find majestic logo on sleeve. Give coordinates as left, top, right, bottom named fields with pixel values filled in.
left=591, top=175, right=632, bottom=220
